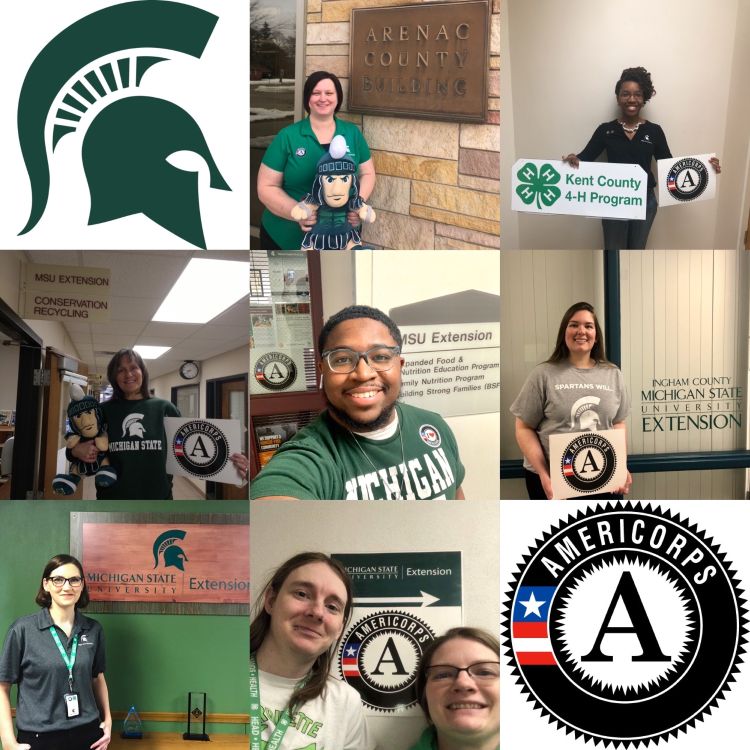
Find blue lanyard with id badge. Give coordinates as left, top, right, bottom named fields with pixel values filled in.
left=50, top=627, right=80, bottom=719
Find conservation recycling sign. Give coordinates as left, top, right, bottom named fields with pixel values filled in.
left=512, top=159, right=647, bottom=220
left=333, top=551, right=462, bottom=715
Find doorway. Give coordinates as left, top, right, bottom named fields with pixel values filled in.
left=207, top=374, right=248, bottom=500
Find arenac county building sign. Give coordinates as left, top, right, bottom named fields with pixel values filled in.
left=349, top=0, right=489, bottom=122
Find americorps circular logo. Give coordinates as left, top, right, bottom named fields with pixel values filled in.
left=338, top=610, right=435, bottom=712
left=560, top=433, right=616, bottom=493
left=503, top=503, right=746, bottom=746
left=253, top=351, right=297, bottom=391
left=172, top=420, right=229, bottom=478
left=666, top=158, right=709, bottom=202
left=419, top=424, right=441, bottom=448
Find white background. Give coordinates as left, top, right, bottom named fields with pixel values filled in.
left=0, top=1, right=248, bottom=249
left=500, top=500, right=750, bottom=749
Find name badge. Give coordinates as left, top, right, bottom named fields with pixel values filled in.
left=64, top=692, right=80, bottom=718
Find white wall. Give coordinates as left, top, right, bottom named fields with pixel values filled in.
left=250, top=500, right=500, bottom=750
left=321, top=251, right=500, bottom=500
left=504, top=0, right=749, bottom=249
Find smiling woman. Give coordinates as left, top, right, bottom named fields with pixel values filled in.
left=510, top=302, right=632, bottom=500
left=0, top=554, right=111, bottom=750
left=410, top=627, right=500, bottom=750
left=256, top=71, right=376, bottom=250
left=249, top=552, right=375, bottom=750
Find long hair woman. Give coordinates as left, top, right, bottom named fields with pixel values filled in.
left=511, top=301, right=632, bottom=499
left=0, top=554, right=111, bottom=750
left=249, top=552, right=373, bottom=749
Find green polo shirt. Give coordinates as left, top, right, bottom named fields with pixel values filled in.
left=261, top=116, right=371, bottom=250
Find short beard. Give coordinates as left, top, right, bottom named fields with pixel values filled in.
left=325, top=396, right=398, bottom=433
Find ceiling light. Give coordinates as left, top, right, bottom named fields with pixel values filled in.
left=134, top=345, right=171, bottom=359
left=152, top=258, right=249, bottom=324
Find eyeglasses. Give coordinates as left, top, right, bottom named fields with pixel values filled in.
left=619, top=91, right=644, bottom=100
left=425, top=661, right=500, bottom=683
left=321, top=346, right=401, bottom=374
left=46, top=576, right=83, bottom=588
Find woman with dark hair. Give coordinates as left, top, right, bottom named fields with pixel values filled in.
left=249, top=552, right=374, bottom=749
left=257, top=70, right=376, bottom=250
left=70, top=349, right=249, bottom=499
left=562, top=66, right=720, bottom=249
left=0, top=554, right=111, bottom=750
left=409, top=627, right=499, bottom=750
left=510, top=302, right=632, bottom=499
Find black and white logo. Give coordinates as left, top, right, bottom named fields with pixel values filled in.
left=666, top=158, right=709, bottom=202
left=172, top=420, right=229, bottom=478
left=338, top=611, right=435, bottom=712
left=503, top=503, right=746, bottom=746
left=560, top=433, right=617, bottom=493
left=254, top=351, right=297, bottom=391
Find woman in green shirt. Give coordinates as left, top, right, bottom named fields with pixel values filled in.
left=257, top=71, right=376, bottom=250
left=409, top=627, right=500, bottom=750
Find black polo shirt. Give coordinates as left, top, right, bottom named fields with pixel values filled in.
left=577, top=120, right=672, bottom=191
left=0, top=609, right=105, bottom=732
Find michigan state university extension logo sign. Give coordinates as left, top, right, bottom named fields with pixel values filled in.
left=152, top=528, right=188, bottom=571
left=503, top=503, right=747, bottom=746
left=1, top=2, right=247, bottom=249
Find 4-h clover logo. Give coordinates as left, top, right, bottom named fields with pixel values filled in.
left=515, top=162, right=561, bottom=209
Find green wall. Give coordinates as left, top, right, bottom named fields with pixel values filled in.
left=0, top=501, right=248, bottom=734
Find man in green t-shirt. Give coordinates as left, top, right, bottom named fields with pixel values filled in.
left=251, top=306, right=466, bottom=500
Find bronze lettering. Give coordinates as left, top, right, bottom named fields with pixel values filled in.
left=350, top=2, right=489, bottom=122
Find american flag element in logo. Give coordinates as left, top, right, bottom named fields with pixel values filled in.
left=174, top=435, right=184, bottom=456
left=342, top=642, right=361, bottom=677
left=512, top=586, right=557, bottom=666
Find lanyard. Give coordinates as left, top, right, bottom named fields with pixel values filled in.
left=249, top=657, right=302, bottom=750
left=50, top=627, right=78, bottom=692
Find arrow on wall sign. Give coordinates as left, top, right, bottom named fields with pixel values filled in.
left=353, top=591, right=440, bottom=607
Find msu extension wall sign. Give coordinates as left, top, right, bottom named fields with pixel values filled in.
left=501, top=502, right=748, bottom=748
left=0, top=1, right=248, bottom=250
left=333, top=551, right=462, bottom=714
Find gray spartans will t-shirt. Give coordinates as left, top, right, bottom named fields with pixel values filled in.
left=510, top=361, right=630, bottom=473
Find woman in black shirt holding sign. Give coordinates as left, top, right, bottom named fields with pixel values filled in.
left=563, top=66, right=721, bottom=250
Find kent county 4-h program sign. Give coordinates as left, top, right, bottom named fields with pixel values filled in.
left=501, top=501, right=749, bottom=749
left=333, top=552, right=462, bottom=715
left=0, top=1, right=248, bottom=250
left=512, top=159, right=647, bottom=220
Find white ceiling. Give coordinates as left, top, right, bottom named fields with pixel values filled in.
left=24, top=250, right=249, bottom=380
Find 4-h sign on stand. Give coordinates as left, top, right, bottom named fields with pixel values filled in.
left=512, top=159, right=647, bottom=220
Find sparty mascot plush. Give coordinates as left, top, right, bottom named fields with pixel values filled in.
left=52, top=384, right=117, bottom=495
left=291, top=135, right=376, bottom=250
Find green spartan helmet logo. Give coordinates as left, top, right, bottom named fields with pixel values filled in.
left=17, top=1, right=230, bottom=248
left=153, top=529, right=189, bottom=571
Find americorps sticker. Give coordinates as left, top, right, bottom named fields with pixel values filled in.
left=501, top=501, right=749, bottom=748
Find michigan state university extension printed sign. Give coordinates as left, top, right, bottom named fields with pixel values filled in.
left=512, top=159, right=647, bottom=220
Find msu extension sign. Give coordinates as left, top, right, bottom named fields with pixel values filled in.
left=512, top=159, right=647, bottom=220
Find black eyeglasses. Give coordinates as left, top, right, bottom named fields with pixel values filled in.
left=425, top=661, right=500, bottom=683
left=321, top=346, right=401, bottom=374
left=46, top=576, right=83, bottom=588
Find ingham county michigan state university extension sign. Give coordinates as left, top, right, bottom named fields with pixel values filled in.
left=512, top=160, right=647, bottom=220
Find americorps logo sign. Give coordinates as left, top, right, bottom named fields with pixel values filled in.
left=0, top=1, right=248, bottom=250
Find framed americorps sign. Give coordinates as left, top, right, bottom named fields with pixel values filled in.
left=70, top=512, right=249, bottom=615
